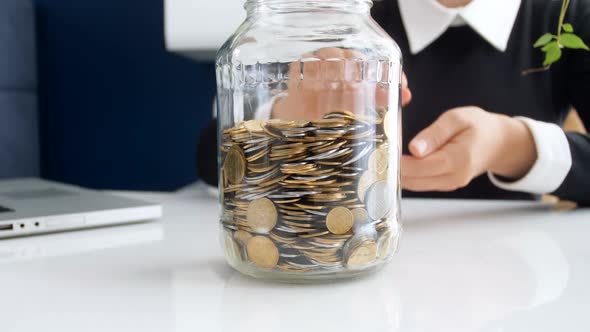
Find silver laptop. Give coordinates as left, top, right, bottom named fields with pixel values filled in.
left=0, top=178, right=162, bottom=239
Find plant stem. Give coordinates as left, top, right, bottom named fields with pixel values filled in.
left=522, top=0, right=571, bottom=75
left=522, top=66, right=550, bottom=75
left=557, top=0, right=570, bottom=37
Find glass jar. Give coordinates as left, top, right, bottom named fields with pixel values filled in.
left=216, top=0, right=402, bottom=282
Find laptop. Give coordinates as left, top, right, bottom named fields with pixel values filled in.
left=0, top=178, right=162, bottom=239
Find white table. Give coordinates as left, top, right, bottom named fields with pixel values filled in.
left=1, top=184, right=589, bottom=332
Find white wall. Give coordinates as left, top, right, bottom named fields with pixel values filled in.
left=164, top=0, right=245, bottom=57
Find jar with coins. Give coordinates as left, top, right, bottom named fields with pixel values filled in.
left=216, top=0, right=402, bottom=282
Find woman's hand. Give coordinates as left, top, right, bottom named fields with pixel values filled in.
left=401, top=107, right=538, bottom=192
left=272, top=47, right=412, bottom=120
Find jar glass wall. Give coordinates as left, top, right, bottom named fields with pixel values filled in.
left=216, top=0, right=402, bottom=282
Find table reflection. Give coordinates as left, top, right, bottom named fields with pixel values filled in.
left=0, top=221, right=163, bottom=264
left=171, top=206, right=571, bottom=332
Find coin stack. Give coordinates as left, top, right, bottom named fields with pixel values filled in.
left=220, top=109, right=400, bottom=274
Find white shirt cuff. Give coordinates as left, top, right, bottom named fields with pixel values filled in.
left=488, top=117, right=572, bottom=195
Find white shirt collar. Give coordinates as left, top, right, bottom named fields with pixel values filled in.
left=398, top=0, right=522, bottom=54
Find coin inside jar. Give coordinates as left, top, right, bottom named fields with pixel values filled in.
left=326, top=207, right=354, bottom=235
left=234, top=229, right=253, bottom=246
left=223, top=145, right=246, bottom=184
left=351, top=208, right=369, bottom=226
left=243, top=119, right=264, bottom=133
left=368, top=146, right=389, bottom=175
left=224, top=231, right=242, bottom=260
left=377, top=230, right=393, bottom=259
left=246, top=236, right=280, bottom=269
left=346, top=240, right=377, bottom=269
left=220, top=109, right=400, bottom=275
left=247, top=198, right=278, bottom=234
left=357, top=170, right=386, bottom=202
left=365, top=180, right=394, bottom=220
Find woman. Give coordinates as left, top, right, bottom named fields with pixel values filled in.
left=369, top=0, right=590, bottom=204
left=199, top=0, right=590, bottom=204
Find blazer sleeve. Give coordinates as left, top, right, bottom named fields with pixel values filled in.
left=552, top=0, right=590, bottom=205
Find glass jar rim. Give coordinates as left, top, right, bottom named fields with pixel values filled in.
left=244, top=0, right=373, bottom=13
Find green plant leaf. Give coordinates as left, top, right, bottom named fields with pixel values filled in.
left=534, top=33, right=555, bottom=48
left=542, top=41, right=558, bottom=52
left=543, top=41, right=562, bottom=66
left=559, top=33, right=590, bottom=50
left=563, top=23, right=574, bottom=33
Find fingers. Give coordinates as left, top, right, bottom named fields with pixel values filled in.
left=402, top=174, right=467, bottom=192
left=400, top=72, right=412, bottom=107
left=401, top=72, right=412, bottom=107
left=401, top=149, right=470, bottom=192
left=401, top=152, right=452, bottom=178
left=409, top=108, right=474, bottom=158
left=402, top=149, right=472, bottom=192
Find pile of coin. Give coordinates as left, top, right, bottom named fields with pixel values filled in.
left=220, top=109, right=400, bottom=274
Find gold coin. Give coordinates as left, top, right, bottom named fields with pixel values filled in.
left=223, top=145, right=246, bottom=184
left=346, top=240, right=377, bottom=269
left=266, top=119, right=295, bottom=128
left=234, top=230, right=253, bottom=246
left=368, top=146, right=389, bottom=174
left=246, top=198, right=278, bottom=234
left=224, top=231, right=242, bottom=261
left=246, top=236, right=279, bottom=269
left=243, top=119, right=264, bottom=133
left=311, top=118, right=349, bottom=128
left=351, top=208, right=369, bottom=226
left=326, top=207, right=354, bottom=235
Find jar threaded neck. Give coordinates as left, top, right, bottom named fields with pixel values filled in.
left=244, top=0, right=373, bottom=15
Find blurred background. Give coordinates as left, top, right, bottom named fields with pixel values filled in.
left=1, top=0, right=242, bottom=191
left=1, top=0, right=585, bottom=192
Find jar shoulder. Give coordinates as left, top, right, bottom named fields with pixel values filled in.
left=216, top=16, right=401, bottom=65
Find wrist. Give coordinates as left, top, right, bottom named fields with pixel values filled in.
left=490, top=116, right=537, bottom=179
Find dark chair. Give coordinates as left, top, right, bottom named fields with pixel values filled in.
left=0, top=0, right=39, bottom=178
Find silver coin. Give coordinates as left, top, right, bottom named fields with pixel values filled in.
left=244, top=144, right=269, bottom=153
left=244, top=136, right=273, bottom=144
left=268, top=191, right=320, bottom=199
left=281, top=162, right=309, bottom=167
left=241, top=190, right=278, bottom=201
left=280, top=252, right=300, bottom=258
left=282, top=132, right=306, bottom=138
left=306, top=147, right=353, bottom=161
left=316, top=129, right=348, bottom=135
left=244, top=168, right=279, bottom=184
left=342, top=145, right=373, bottom=166
left=282, top=127, right=316, bottom=133
left=274, top=226, right=301, bottom=233
left=302, top=209, right=328, bottom=217
left=344, top=141, right=369, bottom=148
left=305, top=241, right=342, bottom=249
left=365, top=180, right=394, bottom=220
left=291, top=174, right=332, bottom=181
left=305, top=148, right=339, bottom=161
left=284, top=260, right=317, bottom=269
left=307, top=259, right=341, bottom=268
